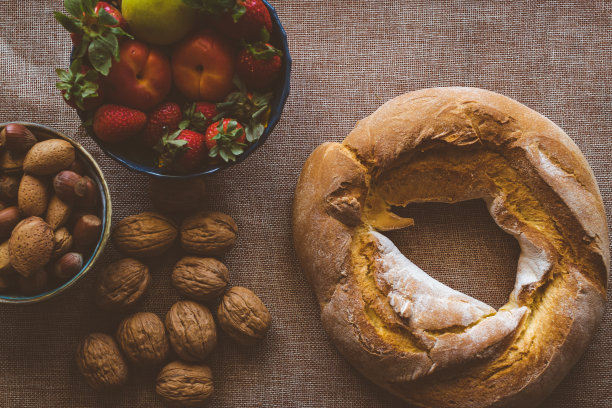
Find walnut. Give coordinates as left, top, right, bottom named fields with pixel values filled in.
left=171, top=256, right=229, bottom=302
left=217, top=287, right=271, bottom=345
left=112, top=212, right=177, bottom=258
left=149, top=177, right=207, bottom=214
left=95, top=258, right=150, bottom=311
left=116, top=312, right=169, bottom=366
left=156, top=361, right=213, bottom=407
left=180, top=211, right=237, bottom=256
left=75, top=333, right=128, bottom=391
left=165, top=301, right=216, bottom=362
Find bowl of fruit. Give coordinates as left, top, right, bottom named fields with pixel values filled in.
left=0, top=122, right=111, bottom=304
left=55, top=0, right=291, bottom=177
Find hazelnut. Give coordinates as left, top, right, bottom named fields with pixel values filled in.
left=116, top=312, right=169, bottom=366
left=0, top=174, right=19, bottom=201
left=72, top=214, right=102, bottom=253
left=53, top=170, right=84, bottom=203
left=54, top=252, right=83, bottom=281
left=23, top=139, right=75, bottom=176
left=68, top=158, right=87, bottom=175
left=217, top=286, right=271, bottom=345
left=171, top=257, right=229, bottom=302
left=149, top=177, right=207, bottom=214
left=165, top=301, right=217, bottom=362
left=8, top=217, right=54, bottom=278
left=1, top=124, right=37, bottom=154
left=156, top=361, right=213, bottom=407
left=95, top=258, right=150, bottom=311
left=112, top=212, right=177, bottom=258
left=45, top=195, right=72, bottom=230
left=76, top=333, right=128, bottom=391
left=74, top=176, right=99, bottom=210
left=18, top=174, right=49, bottom=217
left=180, top=211, right=237, bottom=257
left=0, top=150, right=25, bottom=174
left=0, top=206, right=20, bottom=240
left=52, top=227, right=73, bottom=258
left=18, top=268, right=48, bottom=295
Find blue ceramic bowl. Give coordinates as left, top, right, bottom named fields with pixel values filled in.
left=83, top=0, right=291, bottom=179
left=0, top=123, right=112, bottom=304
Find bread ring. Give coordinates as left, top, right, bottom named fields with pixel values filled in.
left=292, top=87, right=609, bottom=407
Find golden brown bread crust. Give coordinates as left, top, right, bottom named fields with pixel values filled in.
left=292, top=87, right=609, bottom=407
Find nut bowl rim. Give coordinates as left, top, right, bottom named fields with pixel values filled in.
left=80, top=0, right=292, bottom=180
left=0, top=122, right=112, bottom=304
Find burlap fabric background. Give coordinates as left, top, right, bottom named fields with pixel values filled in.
left=0, top=0, right=610, bottom=406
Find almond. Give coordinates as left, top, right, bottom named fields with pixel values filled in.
left=18, top=174, right=49, bottom=217
left=8, top=217, right=54, bottom=278
left=23, top=139, right=75, bottom=176
left=45, top=195, right=72, bottom=230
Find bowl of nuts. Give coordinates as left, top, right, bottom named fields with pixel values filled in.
left=0, top=122, right=111, bottom=304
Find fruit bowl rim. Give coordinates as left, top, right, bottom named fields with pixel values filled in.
left=79, top=0, right=292, bottom=179
left=0, top=122, right=112, bottom=304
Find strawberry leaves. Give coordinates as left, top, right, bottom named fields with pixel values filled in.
left=208, top=119, right=247, bottom=162
left=154, top=129, right=189, bottom=169
left=56, top=59, right=101, bottom=110
left=214, top=77, right=272, bottom=143
left=54, top=0, right=132, bottom=76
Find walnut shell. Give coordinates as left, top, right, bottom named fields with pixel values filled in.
left=156, top=361, right=213, bottom=407
left=18, top=174, right=49, bottom=217
left=180, top=211, right=237, bottom=256
left=217, top=287, right=271, bottom=345
left=150, top=177, right=207, bottom=214
left=95, top=258, right=150, bottom=310
left=165, top=301, right=216, bottom=362
left=8, top=217, right=54, bottom=278
left=0, top=174, right=19, bottom=201
left=45, top=195, right=72, bottom=230
left=116, top=312, right=169, bottom=366
left=76, top=333, right=128, bottom=391
left=52, top=227, right=73, bottom=258
left=171, top=257, right=229, bottom=302
left=23, top=139, right=75, bottom=176
left=112, top=212, right=177, bottom=258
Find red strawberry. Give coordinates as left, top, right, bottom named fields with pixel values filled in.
left=156, top=129, right=207, bottom=173
left=142, top=102, right=182, bottom=147
left=93, top=104, right=146, bottom=143
left=180, top=102, right=218, bottom=133
left=217, top=0, right=273, bottom=41
left=95, top=2, right=128, bottom=30
left=57, top=60, right=106, bottom=111
left=236, top=42, right=282, bottom=90
left=204, top=119, right=247, bottom=162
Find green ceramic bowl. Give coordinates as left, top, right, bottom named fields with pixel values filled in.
left=0, top=122, right=112, bottom=304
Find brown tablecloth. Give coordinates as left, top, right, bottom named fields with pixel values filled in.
left=0, top=1, right=610, bottom=407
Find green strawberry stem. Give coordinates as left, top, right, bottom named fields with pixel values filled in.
left=209, top=119, right=247, bottom=162
left=155, top=130, right=189, bottom=169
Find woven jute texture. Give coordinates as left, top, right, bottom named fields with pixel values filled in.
left=0, top=0, right=610, bottom=407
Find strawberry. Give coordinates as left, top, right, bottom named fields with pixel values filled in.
left=54, top=0, right=132, bottom=75
left=180, top=102, right=218, bottom=133
left=216, top=0, right=272, bottom=41
left=204, top=119, right=247, bottom=162
left=93, top=104, right=146, bottom=143
left=236, top=42, right=282, bottom=90
left=142, top=102, right=182, bottom=147
left=156, top=129, right=207, bottom=173
left=57, top=60, right=105, bottom=111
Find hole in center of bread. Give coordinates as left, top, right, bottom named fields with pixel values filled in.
left=384, top=200, right=519, bottom=310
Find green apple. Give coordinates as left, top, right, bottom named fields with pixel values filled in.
left=122, top=0, right=197, bottom=45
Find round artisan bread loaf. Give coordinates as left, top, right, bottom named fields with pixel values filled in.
left=292, top=87, right=609, bottom=408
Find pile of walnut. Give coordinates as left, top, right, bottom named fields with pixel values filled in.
left=0, top=123, right=101, bottom=296
left=76, top=177, right=271, bottom=407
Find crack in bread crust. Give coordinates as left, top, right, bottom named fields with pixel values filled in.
left=292, top=87, right=609, bottom=408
